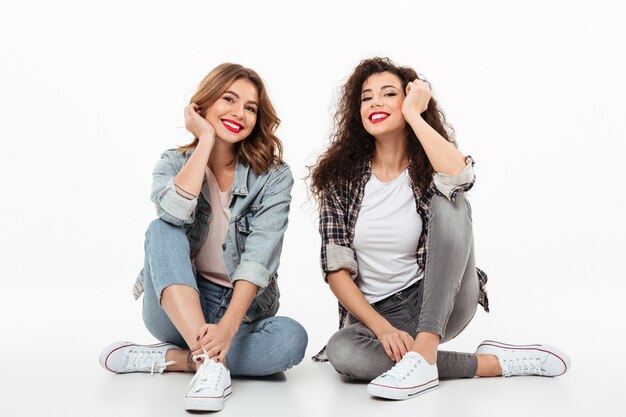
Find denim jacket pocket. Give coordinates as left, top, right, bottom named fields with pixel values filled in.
left=235, top=209, right=258, bottom=254
left=243, top=274, right=280, bottom=323
left=187, top=207, right=211, bottom=242
left=187, top=206, right=211, bottom=257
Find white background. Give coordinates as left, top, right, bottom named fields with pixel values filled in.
left=1, top=1, right=625, bottom=416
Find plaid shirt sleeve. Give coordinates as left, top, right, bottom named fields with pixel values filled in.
left=432, top=155, right=476, bottom=201
left=319, top=184, right=358, bottom=281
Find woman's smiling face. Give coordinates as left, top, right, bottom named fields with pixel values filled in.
left=204, top=77, right=259, bottom=143
left=360, top=71, right=406, bottom=138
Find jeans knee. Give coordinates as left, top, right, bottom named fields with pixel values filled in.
left=286, top=318, right=308, bottom=365
left=268, top=317, right=308, bottom=368
left=430, top=192, right=471, bottom=218
left=146, top=219, right=183, bottom=240
left=326, top=331, right=357, bottom=377
left=428, top=193, right=473, bottom=243
left=145, top=219, right=189, bottom=253
left=326, top=328, right=394, bottom=380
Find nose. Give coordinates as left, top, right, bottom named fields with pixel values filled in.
left=232, top=103, right=244, bottom=120
left=370, top=95, right=383, bottom=108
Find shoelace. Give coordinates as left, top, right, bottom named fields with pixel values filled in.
left=382, top=354, right=423, bottom=381
left=188, top=353, right=224, bottom=393
left=121, top=349, right=175, bottom=375
left=501, top=357, right=545, bottom=377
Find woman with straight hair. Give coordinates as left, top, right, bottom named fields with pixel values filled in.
left=99, top=63, right=308, bottom=411
left=309, top=57, right=570, bottom=400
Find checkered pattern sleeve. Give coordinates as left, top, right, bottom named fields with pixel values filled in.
left=319, top=185, right=358, bottom=281
left=432, top=155, right=476, bottom=201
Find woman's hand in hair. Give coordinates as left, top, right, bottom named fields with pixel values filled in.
left=184, top=103, right=216, bottom=143
left=401, top=79, right=432, bottom=119
left=375, top=325, right=415, bottom=362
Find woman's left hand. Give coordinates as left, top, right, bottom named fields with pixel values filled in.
left=401, top=79, right=432, bottom=118
left=192, top=322, right=238, bottom=364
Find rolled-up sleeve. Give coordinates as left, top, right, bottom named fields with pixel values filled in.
left=232, top=165, right=293, bottom=290
left=150, top=152, right=197, bottom=226
left=319, top=186, right=358, bottom=281
left=433, top=155, right=476, bottom=201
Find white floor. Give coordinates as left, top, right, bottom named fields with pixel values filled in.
left=5, top=348, right=622, bottom=417
left=3, top=284, right=624, bottom=417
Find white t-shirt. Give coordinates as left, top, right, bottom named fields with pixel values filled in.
left=353, top=169, right=423, bottom=303
left=195, top=167, right=233, bottom=288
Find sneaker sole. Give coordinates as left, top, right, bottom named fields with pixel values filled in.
left=367, top=378, right=439, bottom=400
left=99, top=341, right=179, bottom=373
left=476, top=340, right=571, bottom=376
left=184, top=386, right=232, bottom=411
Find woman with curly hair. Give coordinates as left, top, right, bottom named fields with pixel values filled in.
left=99, top=63, right=307, bottom=411
left=309, top=57, right=569, bottom=400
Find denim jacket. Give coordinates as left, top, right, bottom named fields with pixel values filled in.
left=133, top=149, right=293, bottom=322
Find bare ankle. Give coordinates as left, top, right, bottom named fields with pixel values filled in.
left=476, top=354, right=502, bottom=377
left=412, top=349, right=437, bottom=364
left=164, top=349, right=197, bottom=372
left=411, top=332, right=440, bottom=364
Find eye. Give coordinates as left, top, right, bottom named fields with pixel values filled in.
left=361, top=96, right=372, bottom=102
left=223, top=96, right=235, bottom=103
left=385, top=92, right=397, bottom=97
left=246, top=106, right=257, bottom=114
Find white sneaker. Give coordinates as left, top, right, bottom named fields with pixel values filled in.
left=476, top=340, right=571, bottom=377
left=99, top=341, right=178, bottom=374
left=367, top=352, right=439, bottom=400
left=184, top=354, right=232, bottom=411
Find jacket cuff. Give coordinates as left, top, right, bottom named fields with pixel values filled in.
left=433, top=161, right=475, bottom=201
left=324, top=244, right=358, bottom=281
left=232, top=261, right=270, bottom=292
left=156, top=178, right=197, bottom=223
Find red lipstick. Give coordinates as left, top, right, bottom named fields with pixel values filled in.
left=368, top=112, right=390, bottom=124
left=221, top=119, right=244, bottom=133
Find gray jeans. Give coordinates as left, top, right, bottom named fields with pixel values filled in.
left=325, top=193, right=479, bottom=380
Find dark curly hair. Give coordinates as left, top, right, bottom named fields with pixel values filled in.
left=309, top=57, right=456, bottom=199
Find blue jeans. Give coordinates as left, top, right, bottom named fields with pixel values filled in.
left=140, top=219, right=308, bottom=376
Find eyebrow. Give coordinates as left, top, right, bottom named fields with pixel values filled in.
left=224, top=90, right=259, bottom=106
left=361, top=85, right=401, bottom=94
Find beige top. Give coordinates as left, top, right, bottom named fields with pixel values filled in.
left=195, top=167, right=233, bottom=288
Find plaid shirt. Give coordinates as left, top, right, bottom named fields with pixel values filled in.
left=313, top=156, right=489, bottom=362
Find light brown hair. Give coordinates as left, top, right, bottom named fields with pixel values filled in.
left=178, top=63, right=283, bottom=174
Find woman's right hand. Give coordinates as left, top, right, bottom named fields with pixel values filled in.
left=375, top=325, right=415, bottom=362
left=184, top=103, right=215, bottom=143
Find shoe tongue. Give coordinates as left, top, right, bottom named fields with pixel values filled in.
left=387, top=352, right=423, bottom=374
left=199, top=359, right=223, bottom=377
